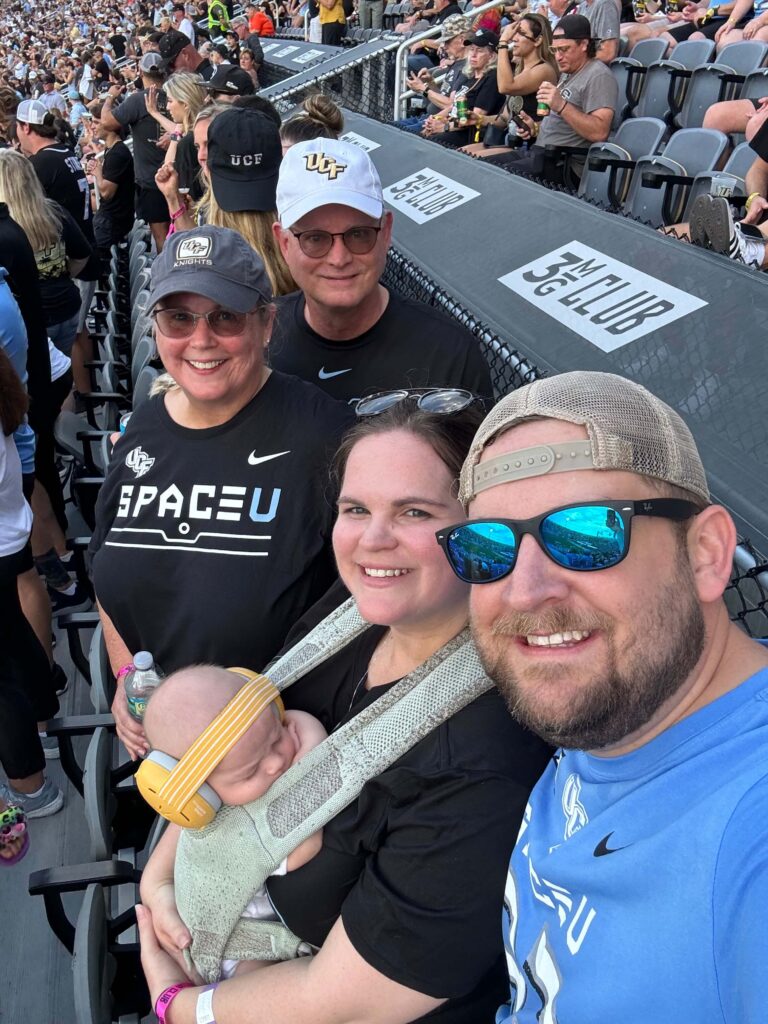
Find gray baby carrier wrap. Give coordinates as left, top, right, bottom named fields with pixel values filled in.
left=174, top=598, right=493, bottom=983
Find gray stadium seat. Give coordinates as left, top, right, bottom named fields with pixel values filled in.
left=718, top=39, right=768, bottom=76
left=675, top=41, right=768, bottom=128
left=579, top=117, right=667, bottom=207
left=740, top=66, right=768, bottom=104
left=130, top=334, right=155, bottom=387
left=626, top=37, right=669, bottom=65
left=630, top=41, right=714, bottom=122
left=132, top=365, right=160, bottom=408
left=622, top=127, right=728, bottom=226
left=681, top=141, right=756, bottom=219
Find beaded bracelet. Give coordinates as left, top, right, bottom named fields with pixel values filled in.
left=116, top=663, right=134, bottom=680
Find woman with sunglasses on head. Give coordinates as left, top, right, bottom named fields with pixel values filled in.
left=462, top=14, right=557, bottom=159
left=89, top=226, right=353, bottom=763
left=136, top=390, right=552, bottom=1024
left=423, top=29, right=504, bottom=148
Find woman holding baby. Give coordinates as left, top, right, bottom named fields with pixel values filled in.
left=137, top=390, right=552, bottom=1022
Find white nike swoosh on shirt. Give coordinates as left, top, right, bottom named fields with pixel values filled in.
left=318, top=367, right=352, bottom=380
left=247, top=450, right=291, bottom=466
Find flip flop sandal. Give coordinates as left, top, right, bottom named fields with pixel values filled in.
left=0, top=805, right=29, bottom=866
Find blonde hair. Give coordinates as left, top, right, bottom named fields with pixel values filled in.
left=203, top=189, right=296, bottom=296
left=192, top=103, right=295, bottom=296
left=164, top=71, right=209, bottom=132
left=0, top=148, right=61, bottom=252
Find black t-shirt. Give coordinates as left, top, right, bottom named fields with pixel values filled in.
left=426, top=62, right=469, bottom=117
left=440, top=72, right=505, bottom=147
left=267, top=592, right=553, bottom=1023
left=30, top=144, right=100, bottom=281
left=174, top=130, right=204, bottom=201
left=90, top=371, right=354, bottom=672
left=94, top=57, right=111, bottom=87
left=110, top=33, right=127, bottom=58
left=194, top=57, right=215, bottom=81
left=113, top=89, right=166, bottom=186
left=0, top=203, right=51, bottom=423
left=432, top=2, right=462, bottom=22
left=36, top=206, right=92, bottom=325
left=269, top=291, right=493, bottom=405
left=97, top=139, right=135, bottom=227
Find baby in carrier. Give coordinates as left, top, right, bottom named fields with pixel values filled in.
left=142, top=664, right=326, bottom=978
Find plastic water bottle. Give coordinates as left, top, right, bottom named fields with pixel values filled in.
left=125, top=651, right=165, bottom=722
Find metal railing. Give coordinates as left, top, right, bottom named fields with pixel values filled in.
left=393, top=0, right=504, bottom=119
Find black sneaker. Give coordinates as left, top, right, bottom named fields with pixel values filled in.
left=51, top=663, right=69, bottom=696
left=48, top=582, right=92, bottom=618
left=689, top=194, right=711, bottom=250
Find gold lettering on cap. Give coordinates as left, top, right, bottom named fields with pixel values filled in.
left=304, top=152, right=347, bottom=180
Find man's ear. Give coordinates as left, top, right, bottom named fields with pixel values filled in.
left=686, top=504, right=737, bottom=606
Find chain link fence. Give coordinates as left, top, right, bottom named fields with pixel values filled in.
left=261, top=40, right=398, bottom=119
left=383, top=247, right=541, bottom=397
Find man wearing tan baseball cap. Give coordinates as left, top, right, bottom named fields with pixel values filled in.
left=436, top=370, right=768, bottom=1022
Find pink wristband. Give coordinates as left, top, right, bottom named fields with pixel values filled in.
left=116, top=663, right=134, bottom=680
left=155, top=982, right=194, bottom=1023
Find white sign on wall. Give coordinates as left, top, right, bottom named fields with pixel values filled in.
left=498, top=240, right=707, bottom=351
left=383, top=168, right=480, bottom=224
left=340, top=131, right=381, bottom=153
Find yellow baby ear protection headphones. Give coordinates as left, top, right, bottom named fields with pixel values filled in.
left=135, top=668, right=285, bottom=829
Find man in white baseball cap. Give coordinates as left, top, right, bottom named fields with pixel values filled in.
left=270, top=137, right=491, bottom=404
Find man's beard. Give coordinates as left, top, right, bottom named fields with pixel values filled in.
left=471, top=558, right=706, bottom=750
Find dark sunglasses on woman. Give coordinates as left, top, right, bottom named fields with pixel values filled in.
left=436, top=499, right=701, bottom=582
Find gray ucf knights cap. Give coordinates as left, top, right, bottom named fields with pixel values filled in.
left=147, top=225, right=273, bottom=313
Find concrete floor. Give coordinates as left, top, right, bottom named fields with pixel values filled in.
left=0, top=612, right=95, bottom=1024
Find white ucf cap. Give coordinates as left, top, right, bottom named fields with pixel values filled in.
left=276, top=137, right=384, bottom=228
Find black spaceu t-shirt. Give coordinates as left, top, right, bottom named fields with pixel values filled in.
left=269, top=291, right=493, bottom=405
left=89, top=371, right=353, bottom=672
left=267, top=585, right=553, bottom=1023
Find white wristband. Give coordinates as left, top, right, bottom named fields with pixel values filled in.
left=196, top=985, right=217, bottom=1024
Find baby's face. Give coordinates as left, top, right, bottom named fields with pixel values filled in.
left=208, top=705, right=298, bottom=806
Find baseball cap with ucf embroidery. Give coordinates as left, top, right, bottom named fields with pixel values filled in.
left=276, top=138, right=384, bottom=228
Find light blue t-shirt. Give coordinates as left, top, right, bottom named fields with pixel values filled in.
left=0, top=268, right=35, bottom=475
left=498, top=653, right=768, bottom=1024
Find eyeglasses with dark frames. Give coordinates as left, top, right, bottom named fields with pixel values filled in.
left=436, top=499, right=701, bottom=582
left=290, top=221, right=383, bottom=258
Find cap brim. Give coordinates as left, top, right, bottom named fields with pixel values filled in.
left=210, top=169, right=279, bottom=213
left=148, top=269, right=271, bottom=313
left=280, top=187, right=383, bottom=228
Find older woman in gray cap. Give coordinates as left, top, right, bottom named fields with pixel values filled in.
left=89, top=225, right=352, bottom=761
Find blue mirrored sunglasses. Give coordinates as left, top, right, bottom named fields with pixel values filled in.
left=436, top=499, right=700, bottom=582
